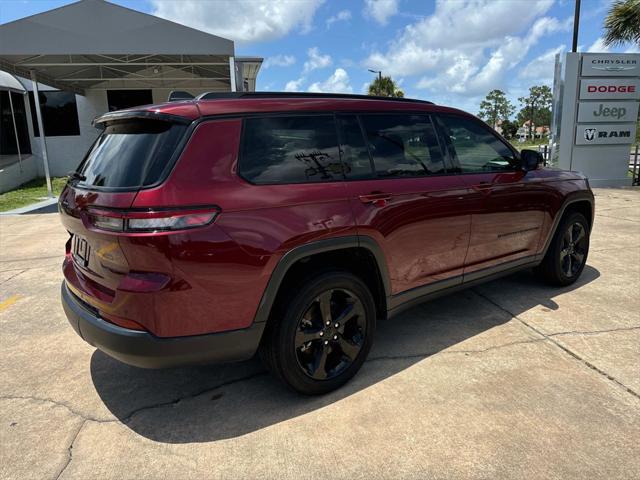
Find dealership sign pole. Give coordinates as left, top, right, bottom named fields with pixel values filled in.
left=550, top=52, right=639, bottom=187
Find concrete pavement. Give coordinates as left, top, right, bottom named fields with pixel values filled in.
left=1, top=188, right=638, bottom=479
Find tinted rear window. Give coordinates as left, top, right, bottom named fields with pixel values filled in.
left=240, top=116, right=343, bottom=184
left=77, top=120, right=186, bottom=188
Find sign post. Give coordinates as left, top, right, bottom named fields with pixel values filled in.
left=550, top=52, right=639, bottom=187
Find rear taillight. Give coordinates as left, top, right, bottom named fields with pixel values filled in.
left=90, top=214, right=124, bottom=232
left=127, top=212, right=216, bottom=231
left=87, top=207, right=219, bottom=233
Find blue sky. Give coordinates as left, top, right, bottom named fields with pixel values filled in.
left=1, top=0, right=637, bottom=113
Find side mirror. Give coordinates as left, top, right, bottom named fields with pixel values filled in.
left=520, top=149, right=543, bottom=171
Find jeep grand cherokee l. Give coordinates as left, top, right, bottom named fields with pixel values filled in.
left=60, top=92, right=594, bottom=394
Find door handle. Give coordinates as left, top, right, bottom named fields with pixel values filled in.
left=359, top=193, right=392, bottom=207
left=472, top=182, right=493, bottom=194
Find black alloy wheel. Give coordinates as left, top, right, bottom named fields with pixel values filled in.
left=559, top=221, right=587, bottom=278
left=535, top=211, right=590, bottom=286
left=260, top=270, right=376, bottom=395
left=294, top=288, right=366, bottom=380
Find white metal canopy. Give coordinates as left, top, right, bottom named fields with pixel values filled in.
left=0, top=0, right=244, bottom=94
left=0, top=0, right=262, bottom=197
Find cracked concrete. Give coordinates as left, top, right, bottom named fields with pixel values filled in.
left=1, top=188, right=639, bottom=480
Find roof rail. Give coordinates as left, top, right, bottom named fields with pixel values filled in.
left=195, top=91, right=434, bottom=104
left=195, top=92, right=244, bottom=100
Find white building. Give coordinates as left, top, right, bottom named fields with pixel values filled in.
left=0, top=0, right=262, bottom=193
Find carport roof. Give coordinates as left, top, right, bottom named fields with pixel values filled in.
left=0, top=0, right=238, bottom=94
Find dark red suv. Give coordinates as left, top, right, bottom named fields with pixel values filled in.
left=60, top=92, right=594, bottom=394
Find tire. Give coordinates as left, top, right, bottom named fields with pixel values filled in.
left=259, top=270, right=376, bottom=395
left=535, top=211, right=590, bottom=286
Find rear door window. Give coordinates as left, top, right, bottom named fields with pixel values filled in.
left=360, top=114, right=446, bottom=178
left=240, top=115, right=343, bottom=184
left=77, top=119, right=186, bottom=189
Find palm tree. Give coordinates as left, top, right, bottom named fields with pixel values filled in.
left=368, top=76, right=404, bottom=98
left=603, top=0, right=640, bottom=47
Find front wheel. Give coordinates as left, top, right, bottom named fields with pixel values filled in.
left=536, top=212, right=590, bottom=286
left=260, top=271, right=376, bottom=395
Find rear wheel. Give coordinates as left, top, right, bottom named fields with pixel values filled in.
left=536, top=212, right=590, bottom=286
left=260, top=271, right=376, bottom=395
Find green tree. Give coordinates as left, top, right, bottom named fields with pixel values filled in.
left=368, top=75, right=405, bottom=97
left=478, top=90, right=515, bottom=129
left=500, top=119, right=519, bottom=139
left=518, top=85, right=552, bottom=139
left=603, top=0, right=640, bottom=47
left=516, top=107, right=552, bottom=131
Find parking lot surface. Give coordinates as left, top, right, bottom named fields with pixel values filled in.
left=1, top=188, right=639, bottom=480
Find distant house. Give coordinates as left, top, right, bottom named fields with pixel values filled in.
left=494, top=119, right=504, bottom=135
left=517, top=121, right=549, bottom=141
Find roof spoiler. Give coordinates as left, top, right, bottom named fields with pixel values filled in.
left=168, top=90, right=195, bottom=102
left=93, top=110, right=191, bottom=127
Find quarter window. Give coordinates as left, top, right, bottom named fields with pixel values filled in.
left=360, top=114, right=445, bottom=178
left=437, top=115, right=517, bottom=173
left=240, top=116, right=343, bottom=184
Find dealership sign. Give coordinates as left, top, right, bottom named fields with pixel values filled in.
left=579, top=78, right=640, bottom=100
left=577, top=101, right=639, bottom=123
left=575, top=123, right=637, bottom=145
left=581, top=53, right=639, bottom=77
left=552, top=51, right=639, bottom=185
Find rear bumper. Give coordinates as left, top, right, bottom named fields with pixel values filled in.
left=61, top=281, right=264, bottom=368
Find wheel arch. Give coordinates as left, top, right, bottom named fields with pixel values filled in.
left=252, top=236, right=391, bottom=328
left=541, top=191, right=594, bottom=258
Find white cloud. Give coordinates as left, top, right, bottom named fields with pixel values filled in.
left=327, top=9, right=351, bottom=27
left=283, top=48, right=334, bottom=91
left=263, top=55, right=296, bottom=68
left=366, top=0, right=568, bottom=96
left=303, top=47, right=332, bottom=73
left=625, top=45, right=640, bottom=53
left=364, top=0, right=399, bottom=25
left=308, top=68, right=353, bottom=93
left=587, top=37, right=610, bottom=53
left=519, top=44, right=565, bottom=82
left=285, top=78, right=304, bottom=92
left=150, top=0, right=323, bottom=43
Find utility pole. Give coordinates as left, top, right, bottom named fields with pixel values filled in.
left=572, top=0, right=581, bottom=52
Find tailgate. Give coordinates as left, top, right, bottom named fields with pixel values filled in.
left=59, top=184, right=137, bottom=298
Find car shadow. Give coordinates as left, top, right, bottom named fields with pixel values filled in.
left=90, top=265, right=600, bottom=443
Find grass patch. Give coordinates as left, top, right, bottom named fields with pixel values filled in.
left=0, top=177, right=67, bottom=212
left=508, top=139, right=549, bottom=151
